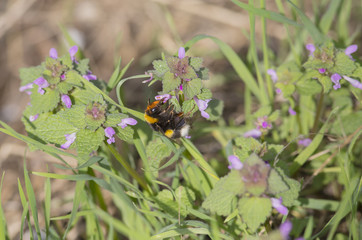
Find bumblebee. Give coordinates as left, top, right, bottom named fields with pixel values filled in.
left=144, top=100, right=190, bottom=139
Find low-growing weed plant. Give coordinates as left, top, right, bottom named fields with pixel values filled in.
left=0, top=1, right=361, bottom=239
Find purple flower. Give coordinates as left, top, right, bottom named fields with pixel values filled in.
left=49, top=48, right=58, bottom=59
left=178, top=47, right=185, bottom=59
left=142, top=72, right=153, bottom=83
left=345, top=44, right=358, bottom=60
left=342, top=76, right=362, bottom=90
left=61, top=132, right=76, bottom=149
left=331, top=73, right=342, bottom=90
left=288, top=107, right=296, bottom=115
left=194, top=97, right=211, bottom=119
left=318, top=68, right=326, bottom=74
left=69, top=46, right=78, bottom=62
left=295, top=238, right=305, bottom=240
left=33, top=77, right=49, bottom=95
left=19, top=83, right=34, bottom=94
left=298, top=138, right=312, bottom=147
left=155, top=94, right=172, bottom=103
left=243, top=129, right=262, bottom=138
left=256, top=116, right=272, bottom=130
left=305, top=43, right=316, bottom=56
left=117, top=118, right=137, bottom=129
left=267, top=69, right=278, bottom=83
left=279, top=221, right=292, bottom=240
left=271, top=197, right=288, bottom=215
left=61, top=94, right=72, bottom=108
left=83, top=71, right=97, bottom=81
left=228, top=155, right=243, bottom=170
left=105, top=127, right=116, bottom=144
left=179, top=84, right=183, bottom=91
left=29, top=114, right=39, bottom=122
left=275, top=88, right=282, bottom=94
left=60, top=74, right=66, bottom=81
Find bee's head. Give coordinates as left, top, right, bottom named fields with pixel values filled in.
left=145, top=100, right=163, bottom=116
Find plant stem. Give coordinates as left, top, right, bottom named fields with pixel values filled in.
left=311, top=90, right=324, bottom=135
left=106, top=144, right=152, bottom=194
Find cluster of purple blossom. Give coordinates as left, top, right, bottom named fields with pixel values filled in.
left=19, top=46, right=96, bottom=120
left=20, top=46, right=138, bottom=150
left=306, top=44, right=361, bottom=90
left=228, top=155, right=305, bottom=239
left=145, top=47, right=212, bottom=120
left=227, top=155, right=288, bottom=215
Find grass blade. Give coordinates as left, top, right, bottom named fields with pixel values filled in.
left=24, top=159, right=42, bottom=239
left=181, top=138, right=219, bottom=182
left=287, top=0, right=328, bottom=44
left=230, top=0, right=299, bottom=26
left=44, top=174, right=51, bottom=236
left=18, top=179, right=29, bottom=240
left=0, top=172, right=7, bottom=240
left=319, top=0, right=342, bottom=34
left=62, top=180, right=86, bottom=239
left=290, top=107, right=338, bottom=175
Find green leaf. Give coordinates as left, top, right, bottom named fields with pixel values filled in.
left=197, top=67, right=209, bottom=80
left=72, top=88, right=97, bottom=105
left=197, top=88, right=212, bottom=100
left=319, top=75, right=333, bottom=93
left=57, top=82, right=74, bottom=94
left=104, top=113, right=127, bottom=127
left=234, top=137, right=262, bottom=161
left=146, top=138, right=173, bottom=178
left=169, top=97, right=182, bottom=113
left=152, top=59, right=169, bottom=77
left=275, top=168, right=301, bottom=207
left=296, top=79, right=322, bottom=95
left=19, top=66, right=44, bottom=84
left=253, top=105, right=271, bottom=118
left=183, top=78, right=202, bottom=99
left=202, top=170, right=244, bottom=216
left=331, top=111, right=362, bottom=135
left=58, top=105, right=87, bottom=129
left=36, top=113, right=78, bottom=145
left=332, top=51, right=356, bottom=75
left=59, top=53, right=73, bottom=69
left=115, top=125, right=134, bottom=142
left=155, top=187, right=195, bottom=219
left=238, top=197, right=272, bottom=233
left=182, top=99, right=198, bottom=117
left=76, top=58, right=90, bottom=75
left=190, top=57, right=203, bottom=71
left=162, top=71, right=181, bottom=93
left=204, top=99, right=223, bottom=121
left=30, top=88, right=60, bottom=114
left=267, top=168, right=289, bottom=195
left=65, top=70, right=84, bottom=87
left=76, top=128, right=105, bottom=160
left=275, top=83, right=295, bottom=97
left=263, top=144, right=284, bottom=161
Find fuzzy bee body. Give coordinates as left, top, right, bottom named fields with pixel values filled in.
left=144, top=100, right=190, bottom=139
